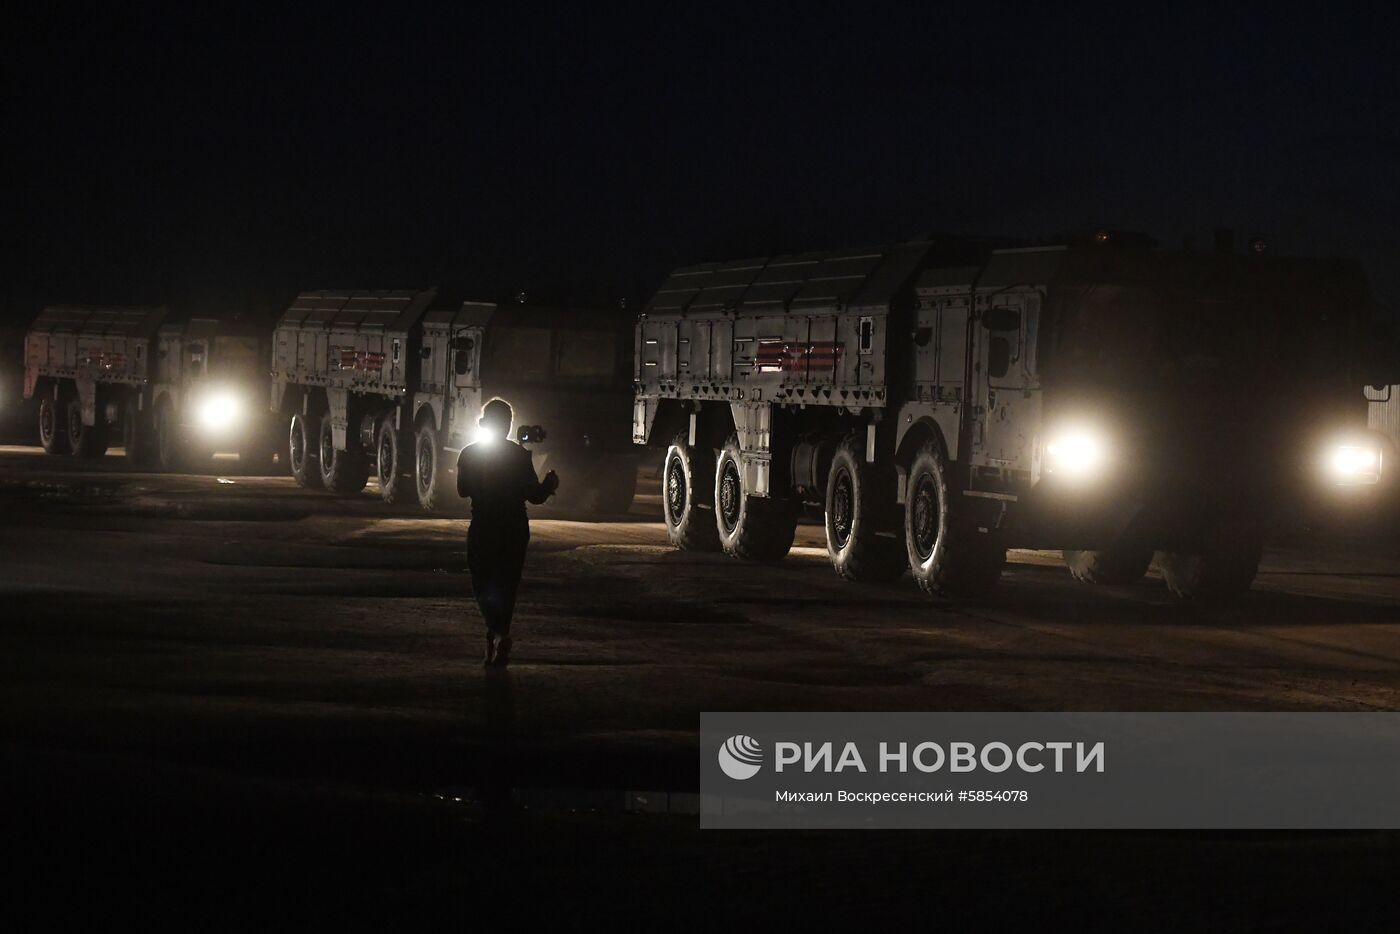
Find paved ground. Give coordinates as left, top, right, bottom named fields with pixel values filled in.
left=4, top=445, right=1400, bottom=927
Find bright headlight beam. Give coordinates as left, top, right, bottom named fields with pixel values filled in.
left=1044, top=429, right=1107, bottom=478
left=1326, top=443, right=1381, bottom=484
left=198, top=393, right=241, bottom=431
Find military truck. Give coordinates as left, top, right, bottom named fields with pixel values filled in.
left=633, top=235, right=1383, bottom=600
left=23, top=305, right=280, bottom=470
left=271, top=289, right=638, bottom=513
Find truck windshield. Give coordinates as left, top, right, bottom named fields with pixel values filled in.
left=1043, top=259, right=1362, bottom=395
left=210, top=336, right=259, bottom=381
left=484, top=327, right=551, bottom=383
left=555, top=329, right=617, bottom=382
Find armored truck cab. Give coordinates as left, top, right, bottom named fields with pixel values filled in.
left=272, top=290, right=638, bottom=513
left=23, top=306, right=278, bottom=470
left=634, top=238, right=1381, bottom=600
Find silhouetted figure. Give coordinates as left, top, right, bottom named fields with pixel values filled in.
left=456, top=398, right=558, bottom=666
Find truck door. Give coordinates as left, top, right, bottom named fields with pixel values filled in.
left=969, top=290, right=1042, bottom=474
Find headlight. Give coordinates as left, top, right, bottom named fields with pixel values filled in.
left=1043, top=427, right=1109, bottom=479
left=198, top=393, right=242, bottom=431
left=1323, top=442, right=1381, bottom=486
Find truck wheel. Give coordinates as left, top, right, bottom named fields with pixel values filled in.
left=376, top=419, right=415, bottom=505
left=1156, top=518, right=1263, bottom=602
left=288, top=413, right=323, bottom=489
left=662, top=432, right=720, bottom=550
left=904, top=440, right=1004, bottom=596
left=318, top=417, right=368, bottom=495
left=715, top=433, right=797, bottom=560
left=66, top=395, right=108, bottom=459
left=122, top=398, right=155, bottom=466
left=414, top=420, right=454, bottom=511
left=825, top=435, right=906, bottom=582
left=39, top=394, right=71, bottom=455
left=1063, top=545, right=1153, bottom=585
left=155, top=403, right=183, bottom=472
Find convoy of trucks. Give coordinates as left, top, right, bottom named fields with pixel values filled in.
left=270, top=290, right=638, bottom=513
left=17, top=232, right=1397, bottom=600
left=22, top=305, right=280, bottom=470
left=20, top=291, right=638, bottom=514
left=631, top=234, right=1392, bottom=599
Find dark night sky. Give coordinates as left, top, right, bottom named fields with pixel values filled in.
left=3, top=4, right=1398, bottom=325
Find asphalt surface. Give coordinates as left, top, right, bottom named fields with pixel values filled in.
left=4, top=444, right=1400, bottom=927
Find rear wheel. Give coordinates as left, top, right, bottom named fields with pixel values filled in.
left=904, top=440, right=1004, bottom=596
left=715, top=433, right=797, bottom=561
left=1156, top=518, right=1262, bottom=602
left=376, top=418, right=415, bottom=505
left=1063, top=544, right=1153, bottom=585
left=288, top=412, right=323, bottom=489
left=66, top=394, right=108, bottom=459
left=414, top=420, right=454, bottom=511
left=318, top=417, right=369, bottom=495
left=825, top=434, right=906, bottom=582
left=38, top=393, right=70, bottom=455
left=662, top=432, right=720, bottom=551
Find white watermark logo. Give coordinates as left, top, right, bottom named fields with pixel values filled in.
left=718, top=734, right=764, bottom=780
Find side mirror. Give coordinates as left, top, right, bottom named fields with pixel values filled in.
left=420, top=346, right=432, bottom=359
left=912, top=326, right=933, bottom=347
left=451, top=336, right=475, bottom=352
left=981, top=307, right=1021, bottom=332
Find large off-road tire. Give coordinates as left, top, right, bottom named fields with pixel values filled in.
left=662, top=432, right=720, bottom=551
left=375, top=418, right=415, bottom=505
left=825, top=434, right=906, bottom=582
left=66, top=394, right=108, bottom=459
left=904, top=440, right=1005, bottom=597
left=288, top=412, right=323, bottom=489
left=1155, top=518, right=1263, bottom=602
left=155, top=402, right=183, bottom=472
left=38, top=393, right=71, bottom=455
left=714, top=433, right=798, bottom=561
left=318, top=417, right=369, bottom=495
left=414, top=419, right=455, bottom=512
left=1063, top=544, right=1153, bottom=585
left=123, top=398, right=155, bottom=466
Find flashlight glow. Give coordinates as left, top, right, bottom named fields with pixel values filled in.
left=473, top=426, right=499, bottom=447
left=198, top=393, right=242, bottom=432
left=1043, top=428, right=1108, bottom=479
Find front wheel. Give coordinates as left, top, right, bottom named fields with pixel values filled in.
left=715, top=433, right=797, bottom=561
left=825, top=434, right=906, bottom=582
left=66, top=394, right=108, bottom=459
left=288, top=412, right=323, bottom=489
left=662, top=432, right=720, bottom=551
left=318, top=417, right=369, bottom=496
left=904, top=441, right=1004, bottom=597
left=376, top=418, right=415, bottom=505
left=38, top=394, right=71, bottom=455
left=413, top=420, right=454, bottom=511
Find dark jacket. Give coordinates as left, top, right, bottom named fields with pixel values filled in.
left=456, top=439, right=552, bottom=531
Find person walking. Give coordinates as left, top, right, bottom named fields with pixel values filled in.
left=456, top=397, right=558, bottom=666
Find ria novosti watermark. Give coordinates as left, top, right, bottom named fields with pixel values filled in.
left=701, top=713, right=1400, bottom=829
